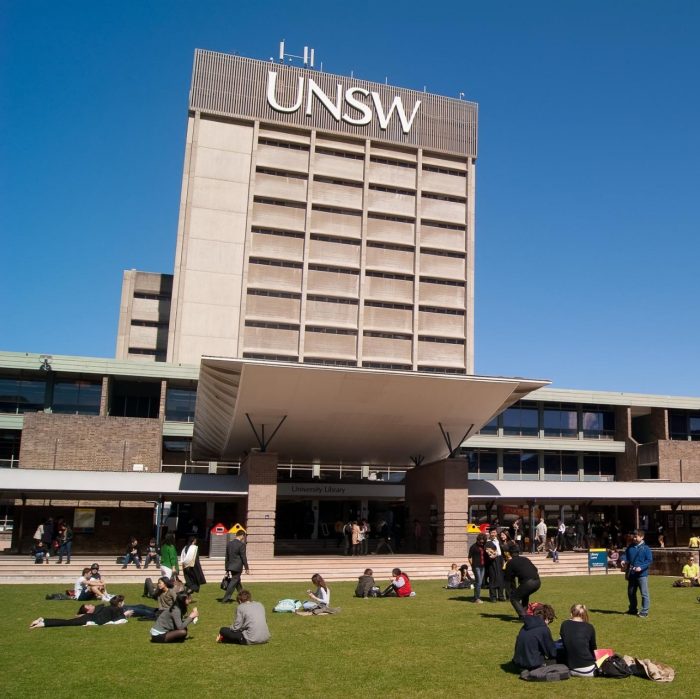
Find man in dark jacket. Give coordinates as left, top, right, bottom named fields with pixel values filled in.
left=221, top=531, right=249, bottom=603
left=504, top=545, right=541, bottom=617
left=512, top=604, right=557, bottom=670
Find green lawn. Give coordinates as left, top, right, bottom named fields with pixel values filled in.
left=0, top=575, right=693, bottom=698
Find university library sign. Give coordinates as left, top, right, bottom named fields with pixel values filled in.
left=189, top=49, right=478, bottom=156
left=277, top=483, right=405, bottom=499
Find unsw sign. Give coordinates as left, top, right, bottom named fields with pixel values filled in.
left=266, top=71, right=422, bottom=135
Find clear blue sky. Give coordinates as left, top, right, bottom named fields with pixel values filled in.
left=2, top=1, right=699, bottom=395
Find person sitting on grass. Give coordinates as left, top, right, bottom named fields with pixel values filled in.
left=682, top=554, right=699, bottom=586
left=30, top=595, right=132, bottom=629
left=381, top=568, right=413, bottom=597
left=355, top=568, right=377, bottom=598
left=512, top=603, right=557, bottom=671
left=217, top=589, right=270, bottom=644
left=304, top=573, right=330, bottom=610
left=73, top=567, right=110, bottom=601
left=446, top=563, right=461, bottom=589
left=149, top=591, right=198, bottom=643
left=458, top=564, right=474, bottom=588
left=559, top=603, right=597, bottom=677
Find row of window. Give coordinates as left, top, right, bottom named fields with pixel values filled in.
left=0, top=376, right=196, bottom=422
left=479, top=402, right=616, bottom=439
left=465, top=449, right=617, bottom=481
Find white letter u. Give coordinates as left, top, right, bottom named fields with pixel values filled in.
left=267, top=71, right=304, bottom=113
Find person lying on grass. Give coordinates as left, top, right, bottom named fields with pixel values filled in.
left=30, top=595, right=132, bottom=629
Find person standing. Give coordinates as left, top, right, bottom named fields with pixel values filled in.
left=504, top=545, right=541, bottom=617
left=217, top=589, right=270, bottom=644
left=159, top=533, right=179, bottom=579
left=575, top=515, right=587, bottom=550
left=221, top=530, right=249, bottom=603
left=621, top=529, right=653, bottom=617
left=535, top=518, right=547, bottom=553
left=468, top=533, right=487, bottom=604
left=486, top=529, right=506, bottom=602
left=556, top=519, right=566, bottom=551
left=56, top=521, right=73, bottom=564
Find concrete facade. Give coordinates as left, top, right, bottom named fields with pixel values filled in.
left=166, top=50, right=477, bottom=374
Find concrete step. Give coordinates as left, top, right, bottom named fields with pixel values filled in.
left=0, top=552, right=618, bottom=584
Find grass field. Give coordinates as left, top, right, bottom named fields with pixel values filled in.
left=0, top=574, right=693, bottom=698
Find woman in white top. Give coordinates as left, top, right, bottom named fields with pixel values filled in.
left=446, top=563, right=461, bottom=589
left=180, top=536, right=203, bottom=592
left=304, top=573, right=330, bottom=610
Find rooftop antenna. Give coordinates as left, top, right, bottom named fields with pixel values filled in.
left=278, top=40, right=316, bottom=68
left=459, top=92, right=465, bottom=100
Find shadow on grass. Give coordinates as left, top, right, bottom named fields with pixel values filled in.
left=500, top=661, right=522, bottom=676
left=588, top=608, right=630, bottom=615
left=480, top=613, right=522, bottom=623
left=447, top=595, right=477, bottom=603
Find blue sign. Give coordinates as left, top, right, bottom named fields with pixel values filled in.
left=588, top=548, right=608, bottom=573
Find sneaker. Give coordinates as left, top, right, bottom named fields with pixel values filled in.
left=637, top=612, right=648, bottom=618
left=474, top=598, right=484, bottom=604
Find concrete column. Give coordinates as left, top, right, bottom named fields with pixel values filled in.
left=405, top=457, right=468, bottom=557
left=99, top=376, right=109, bottom=417
left=240, top=451, right=278, bottom=559
left=158, top=380, right=167, bottom=420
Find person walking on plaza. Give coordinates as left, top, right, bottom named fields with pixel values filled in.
left=160, top=532, right=179, bottom=579
left=535, top=518, right=547, bottom=553
left=217, top=589, right=270, bottom=645
left=221, top=530, right=249, bottom=603
left=621, top=529, right=653, bottom=618
left=504, top=545, right=541, bottom=618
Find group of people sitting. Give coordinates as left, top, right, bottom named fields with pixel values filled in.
left=354, top=567, right=414, bottom=598
left=513, top=602, right=599, bottom=677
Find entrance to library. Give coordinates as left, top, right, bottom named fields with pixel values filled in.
left=274, top=499, right=407, bottom=555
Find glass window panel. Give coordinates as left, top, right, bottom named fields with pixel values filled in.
left=600, top=455, right=616, bottom=476
left=165, top=388, right=197, bottom=422
left=503, top=407, right=538, bottom=436
left=479, top=451, right=498, bottom=475
left=52, top=380, right=101, bottom=415
left=503, top=452, right=520, bottom=474
left=479, top=416, right=498, bottom=435
left=0, top=429, right=21, bottom=463
left=521, top=452, right=539, bottom=474
left=689, top=416, right=700, bottom=439
left=669, top=412, right=687, bottom=439
left=543, top=453, right=560, bottom=474
left=583, top=408, right=615, bottom=438
left=561, top=454, right=578, bottom=474
left=0, top=378, right=46, bottom=413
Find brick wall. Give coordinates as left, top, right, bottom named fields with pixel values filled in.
left=241, top=451, right=278, bottom=558
left=405, top=457, right=468, bottom=557
left=657, top=440, right=700, bottom=482
left=20, top=413, right=162, bottom=472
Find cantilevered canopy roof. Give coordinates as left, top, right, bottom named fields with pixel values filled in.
left=468, top=480, right=700, bottom=505
left=0, top=469, right=247, bottom=502
left=192, top=358, right=549, bottom=465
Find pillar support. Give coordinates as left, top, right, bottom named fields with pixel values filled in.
left=240, top=451, right=279, bottom=559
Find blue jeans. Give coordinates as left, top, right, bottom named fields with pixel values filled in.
left=627, top=575, right=650, bottom=615
left=473, top=567, right=485, bottom=600
left=58, top=541, right=72, bottom=562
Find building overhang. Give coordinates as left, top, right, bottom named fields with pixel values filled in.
left=467, top=479, right=700, bottom=506
left=192, top=357, right=549, bottom=465
left=0, top=469, right=247, bottom=502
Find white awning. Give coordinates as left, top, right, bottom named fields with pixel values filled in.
left=192, top=357, right=549, bottom=465
left=468, top=479, right=700, bottom=505
left=0, top=469, right=247, bottom=501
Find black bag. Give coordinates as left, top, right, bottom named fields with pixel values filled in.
left=599, top=654, right=632, bottom=679
left=220, top=572, right=231, bottom=591
left=520, top=664, right=570, bottom=682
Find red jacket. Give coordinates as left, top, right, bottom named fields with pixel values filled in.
left=394, top=572, right=412, bottom=597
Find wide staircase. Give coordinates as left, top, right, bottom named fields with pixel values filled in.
left=0, top=551, right=617, bottom=584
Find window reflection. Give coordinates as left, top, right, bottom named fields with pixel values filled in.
left=0, top=377, right=46, bottom=413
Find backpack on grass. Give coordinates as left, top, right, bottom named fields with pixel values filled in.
left=598, top=654, right=632, bottom=678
